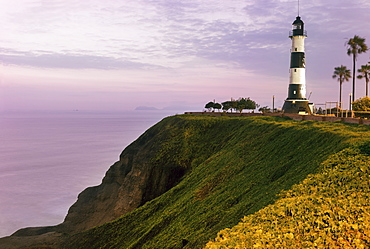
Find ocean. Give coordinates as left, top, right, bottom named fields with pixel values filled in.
left=0, top=110, right=177, bottom=237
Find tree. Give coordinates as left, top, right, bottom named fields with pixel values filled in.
left=259, top=106, right=271, bottom=113
left=230, top=100, right=238, bottom=112
left=245, top=97, right=258, bottom=110
left=236, top=98, right=247, bottom=113
left=213, top=103, right=222, bottom=112
left=236, top=98, right=258, bottom=113
left=221, top=101, right=232, bottom=112
left=357, top=64, right=370, bottom=97
left=346, top=35, right=368, bottom=102
left=205, top=101, right=214, bottom=112
left=352, top=96, right=370, bottom=111
left=332, top=65, right=351, bottom=108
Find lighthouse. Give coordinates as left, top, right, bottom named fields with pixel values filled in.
left=282, top=16, right=311, bottom=114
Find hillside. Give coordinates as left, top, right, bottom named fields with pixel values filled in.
left=1, top=115, right=369, bottom=249
left=205, top=144, right=370, bottom=248
left=59, top=115, right=370, bottom=249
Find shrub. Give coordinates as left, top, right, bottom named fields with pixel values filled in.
left=352, top=96, right=370, bottom=111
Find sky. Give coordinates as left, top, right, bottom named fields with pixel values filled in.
left=1, top=0, right=370, bottom=112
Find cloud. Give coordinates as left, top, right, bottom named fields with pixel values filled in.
left=1, top=0, right=370, bottom=112
left=0, top=48, right=163, bottom=70
left=2, top=0, right=286, bottom=68
left=3, top=0, right=367, bottom=78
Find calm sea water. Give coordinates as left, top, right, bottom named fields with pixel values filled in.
left=0, top=110, right=177, bottom=237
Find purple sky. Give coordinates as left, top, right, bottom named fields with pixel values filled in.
left=1, top=0, right=370, bottom=112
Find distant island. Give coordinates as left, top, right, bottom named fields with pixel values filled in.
left=134, top=106, right=159, bottom=110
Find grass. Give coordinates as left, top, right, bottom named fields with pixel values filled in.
left=61, top=115, right=370, bottom=249
left=205, top=146, right=370, bottom=248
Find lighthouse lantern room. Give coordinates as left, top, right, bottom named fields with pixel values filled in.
left=282, top=16, right=311, bottom=114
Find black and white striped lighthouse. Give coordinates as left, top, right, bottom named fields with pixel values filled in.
left=282, top=16, right=311, bottom=114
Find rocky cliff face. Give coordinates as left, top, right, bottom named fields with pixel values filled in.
left=9, top=116, right=187, bottom=238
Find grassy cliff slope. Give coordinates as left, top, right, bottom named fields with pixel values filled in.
left=62, top=115, right=370, bottom=249
left=205, top=144, right=370, bottom=248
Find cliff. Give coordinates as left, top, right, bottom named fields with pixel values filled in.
left=2, top=116, right=190, bottom=241
left=1, top=115, right=369, bottom=248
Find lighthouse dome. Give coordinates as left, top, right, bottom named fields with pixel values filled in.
left=292, top=16, right=304, bottom=26
left=290, top=16, right=306, bottom=37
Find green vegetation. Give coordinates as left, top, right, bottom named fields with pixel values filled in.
left=357, top=64, right=370, bottom=97
left=353, top=96, right=370, bottom=111
left=205, top=144, right=370, bottom=248
left=346, top=35, right=368, bottom=102
left=258, top=106, right=272, bottom=113
left=205, top=101, right=221, bottom=112
left=332, top=37, right=370, bottom=111
left=332, top=65, right=351, bottom=108
left=352, top=97, right=370, bottom=119
left=354, top=111, right=370, bottom=119
left=205, top=98, right=258, bottom=113
left=62, top=115, right=370, bottom=249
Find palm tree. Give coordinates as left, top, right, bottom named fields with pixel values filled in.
left=332, top=65, right=351, bottom=108
left=357, top=64, right=370, bottom=97
left=346, top=35, right=368, bottom=102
